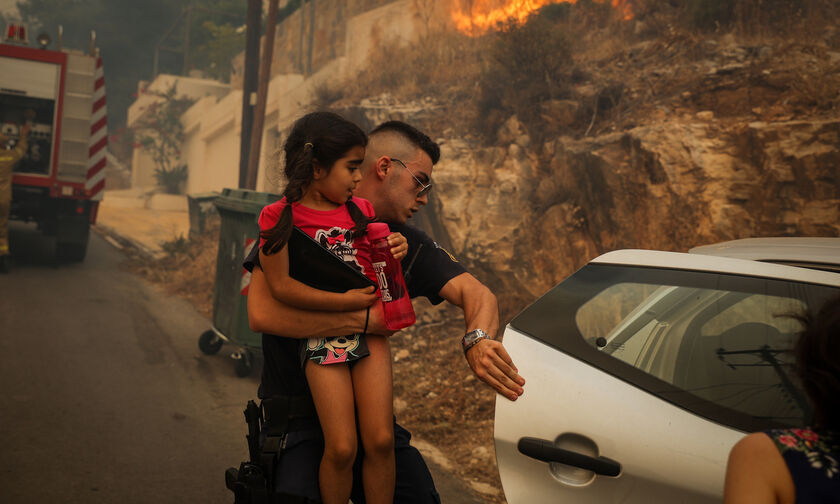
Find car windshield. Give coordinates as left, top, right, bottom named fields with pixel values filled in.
left=511, top=263, right=840, bottom=431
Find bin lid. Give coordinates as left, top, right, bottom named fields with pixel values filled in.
left=187, top=191, right=222, bottom=201
left=214, top=188, right=283, bottom=214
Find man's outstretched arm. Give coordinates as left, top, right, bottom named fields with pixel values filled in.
left=438, top=272, right=525, bottom=401
left=247, top=267, right=391, bottom=338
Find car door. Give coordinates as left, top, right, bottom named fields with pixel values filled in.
left=495, top=250, right=840, bottom=503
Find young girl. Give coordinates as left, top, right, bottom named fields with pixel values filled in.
left=258, top=112, right=404, bottom=504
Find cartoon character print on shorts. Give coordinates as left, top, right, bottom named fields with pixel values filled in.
left=315, top=226, right=364, bottom=274
left=305, top=334, right=369, bottom=365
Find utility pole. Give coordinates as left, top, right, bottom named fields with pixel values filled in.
left=183, top=5, right=193, bottom=75
left=298, top=0, right=306, bottom=73
left=238, top=0, right=262, bottom=189
left=307, top=0, right=315, bottom=75
left=245, top=0, right=279, bottom=190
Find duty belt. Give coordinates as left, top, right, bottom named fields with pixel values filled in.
left=260, top=395, right=319, bottom=435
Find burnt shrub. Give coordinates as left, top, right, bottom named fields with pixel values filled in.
left=682, top=0, right=806, bottom=32
left=477, top=14, right=574, bottom=139
left=685, top=0, right=734, bottom=29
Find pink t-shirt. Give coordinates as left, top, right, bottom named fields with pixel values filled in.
left=258, top=196, right=376, bottom=280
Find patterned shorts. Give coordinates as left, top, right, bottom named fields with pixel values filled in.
left=300, top=333, right=369, bottom=366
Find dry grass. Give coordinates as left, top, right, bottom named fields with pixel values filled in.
left=125, top=221, right=219, bottom=320
left=331, top=29, right=489, bottom=138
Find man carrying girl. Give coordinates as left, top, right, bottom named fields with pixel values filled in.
left=245, top=116, right=525, bottom=503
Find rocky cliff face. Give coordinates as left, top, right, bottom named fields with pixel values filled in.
left=410, top=115, right=840, bottom=316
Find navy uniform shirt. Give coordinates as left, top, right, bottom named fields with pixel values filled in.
left=243, top=223, right=466, bottom=398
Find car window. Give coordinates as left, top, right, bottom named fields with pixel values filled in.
left=577, top=285, right=809, bottom=424
left=511, top=263, right=839, bottom=431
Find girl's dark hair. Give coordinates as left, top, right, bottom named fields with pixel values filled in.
left=793, top=294, right=840, bottom=430
left=261, top=112, right=369, bottom=254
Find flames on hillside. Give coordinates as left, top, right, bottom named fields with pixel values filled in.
left=451, top=0, right=633, bottom=35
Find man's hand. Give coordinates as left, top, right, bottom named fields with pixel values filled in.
left=465, top=339, right=525, bottom=401
left=20, top=124, right=31, bottom=137
left=437, top=273, right=523, bottom=400
left=387, top=232, right=407, bottom=260
left=365, top=300, right=396, bottom=337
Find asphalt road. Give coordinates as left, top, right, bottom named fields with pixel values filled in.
left=0, top=223, right=480, bottom=503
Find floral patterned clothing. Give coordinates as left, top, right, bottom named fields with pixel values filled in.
left=765, top=428, right=840, bottom=503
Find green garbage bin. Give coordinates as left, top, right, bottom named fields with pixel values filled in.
left=187, top=191, right=221, bottom=239
left=197, top=187, right=282, bottom=377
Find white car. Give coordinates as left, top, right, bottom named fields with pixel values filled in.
left=494, top=240, right=840, bottom=503
left=690, top=237, right=840, bottom=273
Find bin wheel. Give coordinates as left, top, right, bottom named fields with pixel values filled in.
left=198, top=329, right=224, bottom=355
left=198, top=330, right=224, bottom=355
left=235, top=350, right=253, bottom=377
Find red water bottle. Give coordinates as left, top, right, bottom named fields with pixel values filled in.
left=367, top=223, right=415, bottom=330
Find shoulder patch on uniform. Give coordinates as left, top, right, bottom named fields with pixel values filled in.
left=434, top=242, right=458, bottom=262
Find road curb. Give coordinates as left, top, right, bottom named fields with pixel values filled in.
left=92, top=224, right=163, bottom=261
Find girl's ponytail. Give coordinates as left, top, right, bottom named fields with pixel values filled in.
left=260, top=138, right=316, bottom=254
left=345, top=199, right=372, bottom=239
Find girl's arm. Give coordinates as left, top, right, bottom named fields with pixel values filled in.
left=248, top=268, right=393, bottom=338
left=259, top=245, right=377, bottom=312
left=723, top=433, right=794, bottom=504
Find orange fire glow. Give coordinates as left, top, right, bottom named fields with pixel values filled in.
left=452, top=0, right=633, bottom=35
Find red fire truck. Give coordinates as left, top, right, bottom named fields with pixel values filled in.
left=1, top=21, right=107, bottom=262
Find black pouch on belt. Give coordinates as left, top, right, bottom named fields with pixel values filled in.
left=259, top=395, right=320, bottom=493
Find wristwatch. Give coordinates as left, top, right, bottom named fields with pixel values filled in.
left=462, top=329, right=490, bottom=355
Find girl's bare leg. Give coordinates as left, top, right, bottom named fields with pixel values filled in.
left=351, top=335, right=395, bottom=504
left=306, top=360, right=357, bottom=504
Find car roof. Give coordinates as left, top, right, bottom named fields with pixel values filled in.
left=688, top=237, right=840, bottom=273
left=591, top=249, right=840, bottom=287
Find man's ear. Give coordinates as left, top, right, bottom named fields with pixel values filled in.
left=374, top=156, right=390, bottom=180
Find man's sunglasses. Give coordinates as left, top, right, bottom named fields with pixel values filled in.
left=391, top=158, right=432, bottom=197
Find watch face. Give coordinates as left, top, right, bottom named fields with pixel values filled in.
left=464, top=329, right=487, bottom=346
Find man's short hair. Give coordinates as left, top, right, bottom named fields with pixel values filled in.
left=369, top=121, right=440, bottom=165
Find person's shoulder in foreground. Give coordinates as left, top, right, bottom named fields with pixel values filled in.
left=724, top=431, right=795, bottom=504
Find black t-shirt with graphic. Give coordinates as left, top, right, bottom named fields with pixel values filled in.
left=243, top=223, right=466, bottom=398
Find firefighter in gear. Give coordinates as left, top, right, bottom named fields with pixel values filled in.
left=0, top=124, right=30, bottom=273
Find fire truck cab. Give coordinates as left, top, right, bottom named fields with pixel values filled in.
left=1, top=21, right=106, bottom=262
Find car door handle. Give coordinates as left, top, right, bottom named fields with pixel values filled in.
left=517, top=437, right=622, bottom=477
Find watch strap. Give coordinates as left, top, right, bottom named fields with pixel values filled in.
left=462, top=328, right=489, bottom=355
